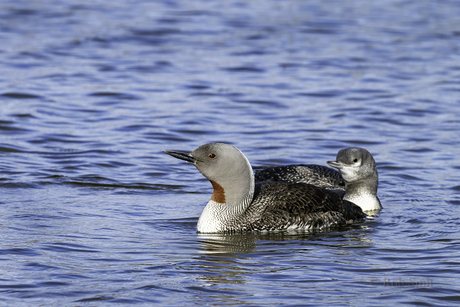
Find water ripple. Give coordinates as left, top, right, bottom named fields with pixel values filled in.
left=0, top=0, right=459, bottom=306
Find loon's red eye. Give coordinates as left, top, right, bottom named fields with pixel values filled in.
left=209, top=153, right=216, bottom=159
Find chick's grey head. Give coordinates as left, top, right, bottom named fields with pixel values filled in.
left=327, top=147, right=377, bottom=183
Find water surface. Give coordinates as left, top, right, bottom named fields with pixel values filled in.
left=1, top=0, right=460, bottom=306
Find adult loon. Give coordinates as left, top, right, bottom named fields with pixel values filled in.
left=163, top=143, right=365, bottom=233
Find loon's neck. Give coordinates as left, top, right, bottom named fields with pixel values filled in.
left=197, top=160, right=255, bottom=233
left=344, top=180, right=381, bottom=211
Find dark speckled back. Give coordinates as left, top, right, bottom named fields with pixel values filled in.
left=228, top=181, right=364, bottom=232
left=254, top=165, right=346, bottom=191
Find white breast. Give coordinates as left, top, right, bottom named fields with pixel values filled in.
left=344, top=193, right=381, bottom=211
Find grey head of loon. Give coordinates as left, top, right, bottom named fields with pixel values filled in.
left=164, top=142, right=254, bottom=206
left=327, top=147, right=382, bottom=211
left=164, top=143, right=365, bottom=233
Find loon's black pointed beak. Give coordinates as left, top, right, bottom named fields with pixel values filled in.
left=327, top=160, right=344, bottom=170
left=163, top=150, right=197, bottom=164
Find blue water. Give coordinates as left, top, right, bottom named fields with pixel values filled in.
left=1, top=0, right=460, bottom=306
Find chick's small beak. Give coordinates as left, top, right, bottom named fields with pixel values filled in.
left=163, top=150, right=197, bottom=164
left=327, top=160, right=344, bottom=170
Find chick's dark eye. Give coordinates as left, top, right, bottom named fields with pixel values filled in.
left=209, top=153, right=216, bottom=159
left=353, top=158, right=358, bottom=163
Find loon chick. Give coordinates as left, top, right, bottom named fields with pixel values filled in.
left=255, top=164, right=345, bottom=190
left=327, top=147, right=382, bottom=211
left=163, top=143, right=365, bottom=233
